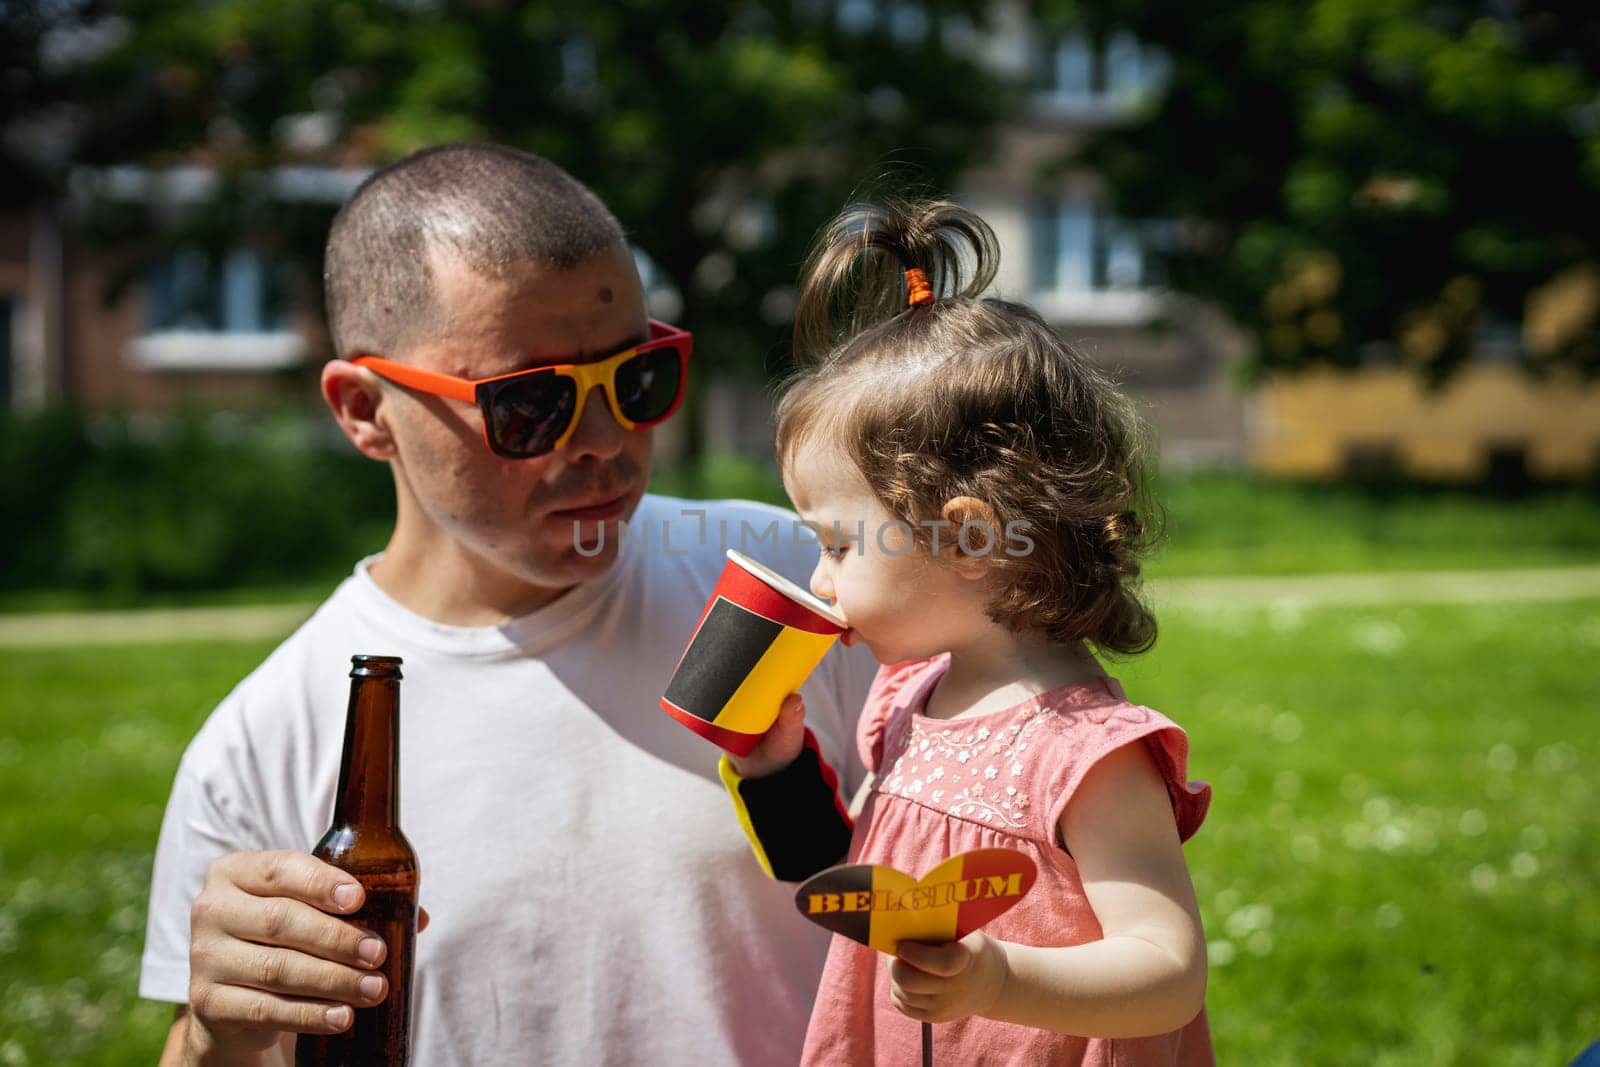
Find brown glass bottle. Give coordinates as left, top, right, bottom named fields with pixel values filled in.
left=296, top=655, right=419, bottom=1066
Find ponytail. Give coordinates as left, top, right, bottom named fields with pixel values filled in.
left=792, top=199, right=1000, bottom=365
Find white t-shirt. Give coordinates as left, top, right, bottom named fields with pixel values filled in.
left=141, top=495, right=877, bottom=1065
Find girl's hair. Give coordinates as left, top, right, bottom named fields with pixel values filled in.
left=776, top=198, right=1161, bottom=655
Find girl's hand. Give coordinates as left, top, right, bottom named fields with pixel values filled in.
left=889, top=931, right=1010, bottom=1023
left=723, top=693, right=806, bottom=779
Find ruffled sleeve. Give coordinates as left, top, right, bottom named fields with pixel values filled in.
left=1043, top=683, right=1211, bottom=844
left=855, top=656, right=945, bottom=773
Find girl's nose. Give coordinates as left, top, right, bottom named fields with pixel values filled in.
left=809, top=562, right=835, bottom=606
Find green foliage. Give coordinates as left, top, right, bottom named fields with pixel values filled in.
left=43, top=1, right=1015, bottom=379
left=1056, top=0, right=1600, bottom=381
left=3, top=601, right=1597, bottom=1061
left=0, top=408, right=392, bottom=601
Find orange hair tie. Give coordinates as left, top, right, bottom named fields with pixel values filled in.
left=904, top=267, right=933, bottom=307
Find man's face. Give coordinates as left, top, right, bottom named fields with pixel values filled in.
left=380, top=243, right=655, bottom=594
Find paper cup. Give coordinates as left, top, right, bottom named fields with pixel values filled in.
left=660, top=549, right=847, bottom=756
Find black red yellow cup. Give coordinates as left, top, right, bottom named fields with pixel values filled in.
left=661, top=549, right=847, bottom=756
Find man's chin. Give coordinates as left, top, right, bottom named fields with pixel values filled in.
left=542, top=518, right=629, bottom=573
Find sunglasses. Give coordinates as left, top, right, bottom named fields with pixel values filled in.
left=352, top=319, right=693, bottom=459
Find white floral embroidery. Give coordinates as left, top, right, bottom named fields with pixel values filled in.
left=870, top=679, right=1153, bottom=832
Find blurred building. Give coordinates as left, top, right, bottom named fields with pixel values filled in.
left=0, top=166, right=361, bottom=414
left=1257, top=367, right=1600, bottom=486
left=4, top=3, right=1597, bottom=483
left=703, top=3, right=1254, bottom=471
left=965, top=6, right=1252, bottom=470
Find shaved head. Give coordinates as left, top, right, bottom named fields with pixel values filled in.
left=324, top=143, right=626, bottom=359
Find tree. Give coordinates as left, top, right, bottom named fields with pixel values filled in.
left=33, top=1, right=1014, bottom=392
left=1053, top=0, right=1600, bottom=381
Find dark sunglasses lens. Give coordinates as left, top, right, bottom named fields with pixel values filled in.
left=487, top=374, right=577, bottom=457
left=613, top=346, right=683, bottom=423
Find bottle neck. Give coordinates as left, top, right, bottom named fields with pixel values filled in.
left=332, top=675, right=400, bottom=829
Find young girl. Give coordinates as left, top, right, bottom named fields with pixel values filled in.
left=722, top=199, right=1213, bottom=1064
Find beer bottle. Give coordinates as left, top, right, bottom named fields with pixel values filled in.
left=296, top=655, right=419, bottom=1066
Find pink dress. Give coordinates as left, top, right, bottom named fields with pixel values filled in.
left=801, top=655, right=1214, bottom=1066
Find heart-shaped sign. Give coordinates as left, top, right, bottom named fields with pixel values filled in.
left=794, top=848, right=1037, bottom=955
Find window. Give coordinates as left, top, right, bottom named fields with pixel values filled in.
left=836, top=0, right=879, bottom=35
left=133, top=248, right=305, bottom=371
left=1030, top=199, right=1150, bottom=295
left=0, top=296, right=12, bottom=408
left=146, top=248, right=289, bottom=334
left=1342, top=441, right=1402, bottom=482
left=1028, top=198, right=1160, bottom=324
left=1485, top=443, right=1531, bottom=494
left=1034, top=30, right=1169, bottom=119
left=559, top=35, right=598, bottom=101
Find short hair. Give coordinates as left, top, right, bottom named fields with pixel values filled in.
left=324, top=142, right=626, bottom=359
left=776, top=198, right=1161, bottom=656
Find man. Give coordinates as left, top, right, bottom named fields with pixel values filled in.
left=141, top=143, right=876, bottom=1064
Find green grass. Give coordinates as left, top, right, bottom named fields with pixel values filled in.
left=1116, top=597, right=1600, bottom=1064
left=0, top=640, right=277, bottom=1064
left=2, top=601, right=1598, bottom=1063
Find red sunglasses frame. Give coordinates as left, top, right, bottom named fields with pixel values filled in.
left=351, top=319, right=693, bottom=459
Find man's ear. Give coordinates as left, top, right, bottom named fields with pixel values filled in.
left=322, top=359, right=398, bottom=461
left=939, top=495, right=1002, bottom=577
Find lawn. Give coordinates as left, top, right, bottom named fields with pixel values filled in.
left=2, top=596, right=1598, bottom=1063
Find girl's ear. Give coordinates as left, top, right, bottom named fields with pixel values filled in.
left=939, top=495, right=1002, bottom=578
left=322, top=359, right=398, bottom=461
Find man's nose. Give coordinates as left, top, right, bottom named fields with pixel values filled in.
left=562, top=384, right=627, bottom=461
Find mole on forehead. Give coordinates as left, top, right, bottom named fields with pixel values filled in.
left=598, top=286, right=613, bottom=304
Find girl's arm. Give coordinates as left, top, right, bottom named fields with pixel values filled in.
left=890, top=739, right=1208, bottom=1037
left=719, top=694, right=855, bottom=881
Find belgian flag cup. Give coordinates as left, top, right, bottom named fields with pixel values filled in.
left=661, top=549, right=847, bottom=756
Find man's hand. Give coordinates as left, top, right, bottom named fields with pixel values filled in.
left=724, top=692, right=806, bottom=779
left=889, top=932, right=1010, bottom=1024
left=181, top=850, right=397, bottom=1060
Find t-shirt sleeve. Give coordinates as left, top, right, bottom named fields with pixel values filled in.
left=1046, top=706, right=1212, bottom=846
left=140, top=712, right=272, bottom=1004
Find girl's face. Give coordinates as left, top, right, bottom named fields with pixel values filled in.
left=782, top=437, right=993, bottom=665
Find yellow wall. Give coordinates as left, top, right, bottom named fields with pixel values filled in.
left=1255, top=366, right=1600, bottom=479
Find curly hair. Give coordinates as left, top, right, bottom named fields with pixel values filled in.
left=775, top=198, right=1162, bottom=655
